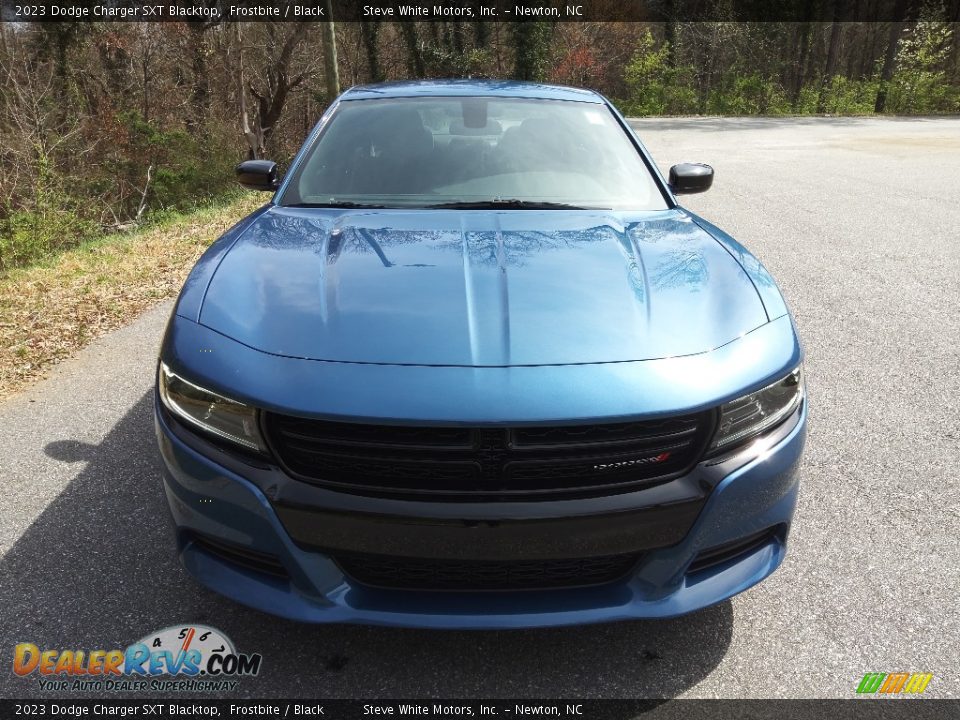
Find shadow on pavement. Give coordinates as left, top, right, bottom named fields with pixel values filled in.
left=0, top=391, right=732, bottom=699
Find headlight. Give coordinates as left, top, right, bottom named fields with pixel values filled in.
left=709, top=367, right=803, bottom=452
left=158, top=362, right=266, bottom=452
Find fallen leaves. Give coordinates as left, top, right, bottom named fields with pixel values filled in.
left=0, top=195, right=263, bottom=400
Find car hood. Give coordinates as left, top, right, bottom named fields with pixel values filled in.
left=198, top=207, right=769, bottom=366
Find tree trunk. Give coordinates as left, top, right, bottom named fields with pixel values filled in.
left=817, top=12, right=844, bottom=113
left=792, top=22, right=811, bottom=107
left=473, top=20, right=489, bottom=49
left=948, top=0, right=960, bottom=84
left=322, top=0, right=340, bottom=102
left=874, top=0, right=908, bottom=112
left=359, top=21, right=382, bottom=83
left=663, top=0, right=676, bottom=69
left=860, top=18, right=883, bottom=79
left=451, top=22, right=465, bottom=56
left=235, top=25, right=261, bottom=160
left=401, top=23, right=426, bottom=78
left=512, top=22, right=552, bottom=81
left=186, top=23, right=211, bottom=134
left=248, top=24, right=311, bottom=155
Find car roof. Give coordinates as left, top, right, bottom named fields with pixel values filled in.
left=340, top=80, right=605, bottom=104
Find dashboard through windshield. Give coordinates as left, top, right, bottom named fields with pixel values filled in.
left=279, top=96, right=669, bottom=211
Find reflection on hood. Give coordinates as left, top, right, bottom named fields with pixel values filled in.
left=199, top=207, right=769, bottom=366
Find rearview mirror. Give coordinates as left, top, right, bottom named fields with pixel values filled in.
left=668, top=163, right=714, bottom=195
left=236, top=160, right=280, bottom=191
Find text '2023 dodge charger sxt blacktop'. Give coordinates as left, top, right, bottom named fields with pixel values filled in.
left=155, top=80, right=805, bottom=628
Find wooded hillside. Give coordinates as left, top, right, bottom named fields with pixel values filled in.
left=1, top=16, right=958, bottom=271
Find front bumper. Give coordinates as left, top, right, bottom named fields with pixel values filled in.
left=155, top=398, right=806, bottom=629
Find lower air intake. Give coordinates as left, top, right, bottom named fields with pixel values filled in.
left=335, top=553, right=640, bottom=591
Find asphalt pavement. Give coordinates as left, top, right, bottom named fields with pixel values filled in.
left=1, top=117, right=958, bottom=700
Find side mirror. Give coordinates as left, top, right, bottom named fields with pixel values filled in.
left=236, top=160, right=280, bottom=191
left=668, top=163, right=714, bottom=195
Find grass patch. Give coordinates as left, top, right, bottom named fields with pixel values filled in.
left=0, top=193, right=264, bottom=399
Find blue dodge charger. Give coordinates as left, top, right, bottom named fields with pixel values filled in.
left=155, top=80, right=805, bottom=628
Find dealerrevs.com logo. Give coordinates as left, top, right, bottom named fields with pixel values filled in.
left=13, top=625, right=262, bottom=693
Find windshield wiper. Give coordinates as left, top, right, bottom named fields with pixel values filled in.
left=424, top=199, right=603, bottom=210
left=285, top=201, right=388, bottom=209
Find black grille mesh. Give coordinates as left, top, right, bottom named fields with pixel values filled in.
left=336, top=553, right=640, bottom=591
left=264, top=413, right=712, bottom=500
left=687, top=528, right=777, bottom=574
left=191, top=534, right=288, bottom=578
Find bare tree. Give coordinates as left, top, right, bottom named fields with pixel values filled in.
left=322, top=1, right=341, bottom=100
left=359, top=21, right=383, bottom=83
left=400, top=23, right=426, bottom=78
left=234, top=24, right=259, bottom=159
left=236, top=23, right=317, bottom=159
left=185, top=21, right=218, bottom=133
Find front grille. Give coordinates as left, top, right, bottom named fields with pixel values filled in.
left=336, top=552, right=639, bottom=591
left=263, top=412, right=713, bottom=500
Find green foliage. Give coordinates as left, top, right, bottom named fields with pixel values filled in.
left=0, top=202, right=95, bottom=272
left=887, top=19, right=959, bottom=114
left=0, top=151, right=97, bottom=271
left=618, top=18, right=958, bottom=119
left=0, top=112, right=241, bottom=273
left=796, top=76, right=880, bottom=115
left=512, top=22, right=553, bottom=81
left=622, top=30, right=698, bottom=116
left=623, top=32, right=789, bottom=116
left=4, top=17, right=960, bottom=277
left=706, top=74, right=791, bottom=115
left=111, top=111, right=237, bottom=215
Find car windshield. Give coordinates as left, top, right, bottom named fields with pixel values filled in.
left=279, top=96, right=668, bottom=211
